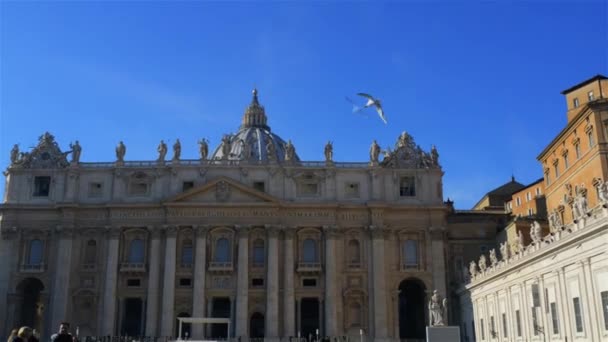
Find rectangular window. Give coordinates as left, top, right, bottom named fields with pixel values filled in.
left=480, top=318, right=485, bottom=340
left=564, top=154, right=569, bottom=168
left=490, top=316, right=495, bottom=337
left=251, top=278, right=264, bottom=287
left=182, top=181, right=194, bottom=192
left=88, top=182, right=103, bottom=197
left=573, top=98, right=580, bottom=108
left=253, top=181, right=265, bottom=193
left=536, top=187, right=541, bottom=196
left=573, top=297, right=584, bottom=332
left=502, top=313, right=508, bottom=337
left=532, top=284, right=541, bottom=307
left=532, top=307, right=539, bottom=335
left=127, top=278, right=141, bottom=287
left=516, top=197, right=521, bottom=206
left=302, top=278, right=317, bottom=287
left=546, top=172, right=551, bottom=186
left=179, top=278, right=192, bottom=287
left=515, top=310, right=522, bottom=337
left=528, top=208, right=533, bottom=216
left=588, top=131, right=595, bottom=148
left=399, top=176, right=416, bottom=197
left=404, top=240, right=418, bottom=267
left=526, top=192, right=531, bottom=201
left=550, top=302, right=559, bottom=334
left=601, top=291, right=608, bottom=331
left=33, top=176, right=51, bottom=197
left=575, top=143, right=581, bottom=159
left=181, top=245, right=193, bottom=266
left=554, top=163, right=560, bottom=178
left=588, top=91, right=595, bottom=101
left=129, top=182, right=149, bottom=196
left=344, top=182, right=360, bottom=198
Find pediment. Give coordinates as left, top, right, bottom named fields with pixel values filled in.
left=166, top=177, right=279, bottom=204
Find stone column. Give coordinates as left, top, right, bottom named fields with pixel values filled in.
left=145, top=226, right=162, bottom=336
left=370, top=226, right=388, bottom=340
left=235, top=226, right=249, bottom=338
left=265, top=226, right=280, bottom=340
left=192, top=226, right=209, bottom=339
left=430, top=227, right=447, bottom=299
left=581, top=259, right=599, bottom=339
left=556, top=268, right=572, bottom=340
left=101, top=227, right=121, bottom=335
left=323, top=226, right=339, bottom=336
left=0, top=229, right=17, bottom=337
left=160, top=226, right=178, bottom=337
left=283, top=229, right=296, bottom=337
left=50, top=227, right=74, bottom=330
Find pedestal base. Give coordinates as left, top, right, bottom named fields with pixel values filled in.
left=426, top=326, right=460, bottom=342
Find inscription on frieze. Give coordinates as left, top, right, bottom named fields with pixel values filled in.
left=111, top=209, right=164, bottom=220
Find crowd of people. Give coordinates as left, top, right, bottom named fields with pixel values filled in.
left=7, top=323, right=78, bottom=342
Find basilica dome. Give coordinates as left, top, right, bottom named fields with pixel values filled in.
left=211, top=89, right=300, bottom=163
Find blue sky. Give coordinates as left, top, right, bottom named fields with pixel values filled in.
left=1, top=1, right=606, bottom=208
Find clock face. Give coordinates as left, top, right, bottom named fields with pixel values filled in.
left=41, top=152, right=51, bottom=160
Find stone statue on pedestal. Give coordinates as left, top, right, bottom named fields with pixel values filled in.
left=285, top=140, right=296, bottom=162
left=478, top=255, right=487, bottom=273
left=428, top=290, right=448, bottom=326
left=489, top=249, right=498, bottom=267
left=370, top=140, right=380, bottom=164
left=469, top=260, right=478, bottom=278
left=198, top=138, right=209, bottom=160
left=324, top=141, right=333, bottom=163
left=157, top=140, right=168, bottom=162
left=10, top=144, right=19, bottom=165
left=69, top=141, right=81, bottom=163
left=221, top=135, right=232, bottom=160
left=431, top=145, right=439, bottom=166
left=516, top=230, right=525, bottom=252
left=116, top=141, right=126, bottom=162
left=530, top=221, right=542, bottom=244
left=499, top=241, right=510, bottom=261
left=172, top=139, right=181, bottom=161
left=596, top=179, right=608, bottom=204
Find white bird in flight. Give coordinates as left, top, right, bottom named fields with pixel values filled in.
left=353, top=92, right=387, bottom=124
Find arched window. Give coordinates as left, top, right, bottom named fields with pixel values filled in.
left=302, top=239, right=317, bottom=263
left=349, top=302, right=362, bottom=327
left=348, top=239, right=361, bottom=264
left=215, top=238, right=231, bottom=262
left=252, top=239, right=265, bottom=265
left=181, top=239, right=193, bottom=266
left=404, top=240, right=418, bottom=267
left=84, top=240, right=97, bottom=264
left=28, top=239, right=43, bottom=265
left=128, top=239, right=145, bottom=263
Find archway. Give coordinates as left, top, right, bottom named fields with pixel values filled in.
left=16, top=278, right=45, bottom=333
left=398, top=278, right=426, bottom=339
left=210, top=297, right=231, bottom=338
left=300, top=298, right=320, bottom=339
left=249, top=312, right=264, bottom=338
left=120, top=298, right=144, bottom=336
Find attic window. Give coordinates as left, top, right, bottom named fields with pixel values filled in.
left=253, top=181, right=265, bottom=192
left=88, top=182, right=103, bottom=198
left=345, top=182, right=360, bottom=198
left=182, top=181, right=194, bottom=192
left=33, top=176, right=51, bottom=197
left=573, top=98, right=580, bottom=108
left=399, top=177, right=416, bottom=197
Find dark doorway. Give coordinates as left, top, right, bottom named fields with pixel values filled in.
left=300, top=298, right=320, bottom=339
left=211, top=297, right=231, bottom=338
left=16, top=278, right=45, bottom=333
left=398, top=278, right=426, bottom=339
left=249, top=312, right=264, bottom=338
left=121, top=298, right=144, bottom=336
left=175, top=313, right=191, bottom=339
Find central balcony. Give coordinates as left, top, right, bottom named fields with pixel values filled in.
left=208, top=261, right=234, bottom=273
left=297, top=262, right=322, bottom=274
left=120, top=262, right=147, bottom=273
left=20, top=263, right=46, bottom=273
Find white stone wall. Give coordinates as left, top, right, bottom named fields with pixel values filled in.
left=460, top=205, right=608, bottom=342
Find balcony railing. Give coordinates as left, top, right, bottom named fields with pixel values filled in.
left=297, top=262, right=322, bottom=273
left=251, top=262, right=265, bottom=269
left=208, top=261, right=233, bottom=272
left=401, top=263, right=420, bottom=271
left=179, top=262, right=193, bottom=269
left=347, top=262, right=362, bottom=269
left=120, top=262, right=147, bottom=273
left=20, top=263, right=46, bottom=273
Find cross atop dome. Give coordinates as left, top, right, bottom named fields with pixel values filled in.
left=241, top=88, right=270, bottom=131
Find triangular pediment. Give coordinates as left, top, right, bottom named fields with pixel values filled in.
left=165, top=177, right=279, bottom=204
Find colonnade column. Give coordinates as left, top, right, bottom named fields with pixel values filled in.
left=370, top=225, right=388, bottom=340
left=556, top=268, right=572, bottom=339
left=0, top=229, right=16, bottom=337
left=145, top=226, right=162, bottom=336
left=51, top=226, right=74, bottom=331
left=282, top=229, right=296, bottom=337
left=581, top=259, right=600, bottom=339
left=265, top=226, right=280, bottom=340
left=235, top=226, right=249, bottom=338
left=160, top=226, right=177, bottom=337
left=192, top=226, right=208, bottom=339
left=101, top=226, right=121, bottom=335
left=324, top=226, right=339, bottom=336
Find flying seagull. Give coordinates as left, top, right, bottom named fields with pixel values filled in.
left=356, top=93, right=387, bottom=124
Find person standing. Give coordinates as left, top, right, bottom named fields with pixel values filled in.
left=50, top=323, right=74, bottom=342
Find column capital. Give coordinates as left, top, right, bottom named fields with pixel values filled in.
left=163, top=225, right=178, bottom=237
left=235, top=225, right=250, bottom=238
left=322, top=225, right=341, bottom=239
left=368, top=225, right=387, bottom=239
left=147, top=225, right=163, bottom=239
left=266, top=225, right=281, bottom=239
left=104, top=226, right=122, bottom=239
left=194, top=225, right=210, bottom=237
left=282, top=227, right=296, bottom=239
left=54, top=225, right=75, bottom=238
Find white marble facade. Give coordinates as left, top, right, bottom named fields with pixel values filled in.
left=0, top=91, right=463, bottom=341
left=459, top=198, right=608, bottom=342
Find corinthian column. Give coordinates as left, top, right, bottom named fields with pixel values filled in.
left=235, top=226, right=249, bottom=338
left=50, top=227, right=74, bottom=331
left=101, top=227, right=121, bottom=335
left=265, top=226, right=280, bottom=340
left=192, top=226, right=209, bottom=339
left=324, top=225, right=339, bottom=336
left=145, top=226, right=162, bottom=336
left=282, top=229, right=296, bottom=337
left=160, top=226, right=178, bottom=337
left=370, top=226, right=388, bottom=340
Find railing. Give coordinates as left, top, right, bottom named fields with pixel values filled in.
left=20, top=263, right=46, bottom=272
left=120, top=262, right=147, bottom=272
left=83, top=336, right=367, bottom=342
left=78, top=160, right=372, bottom=169
left=208, top=261, right=234, bottom=272
left=297, top=262, right=322, bottom=272
left=401, top=263, right=419, bottom=271
left=180, top=263, right=193, bottom=269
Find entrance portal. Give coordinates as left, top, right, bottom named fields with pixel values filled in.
left=210, top=297, right=231, bottom=338
left=16, top=278, right=45, bottom=333
left=121, top=298, right=144, bottom=336
left=300, top=298, right=320, bottom=339
left=249, top=312, right=264, bottom=338
left=398, top=278, right=426, bottom=339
